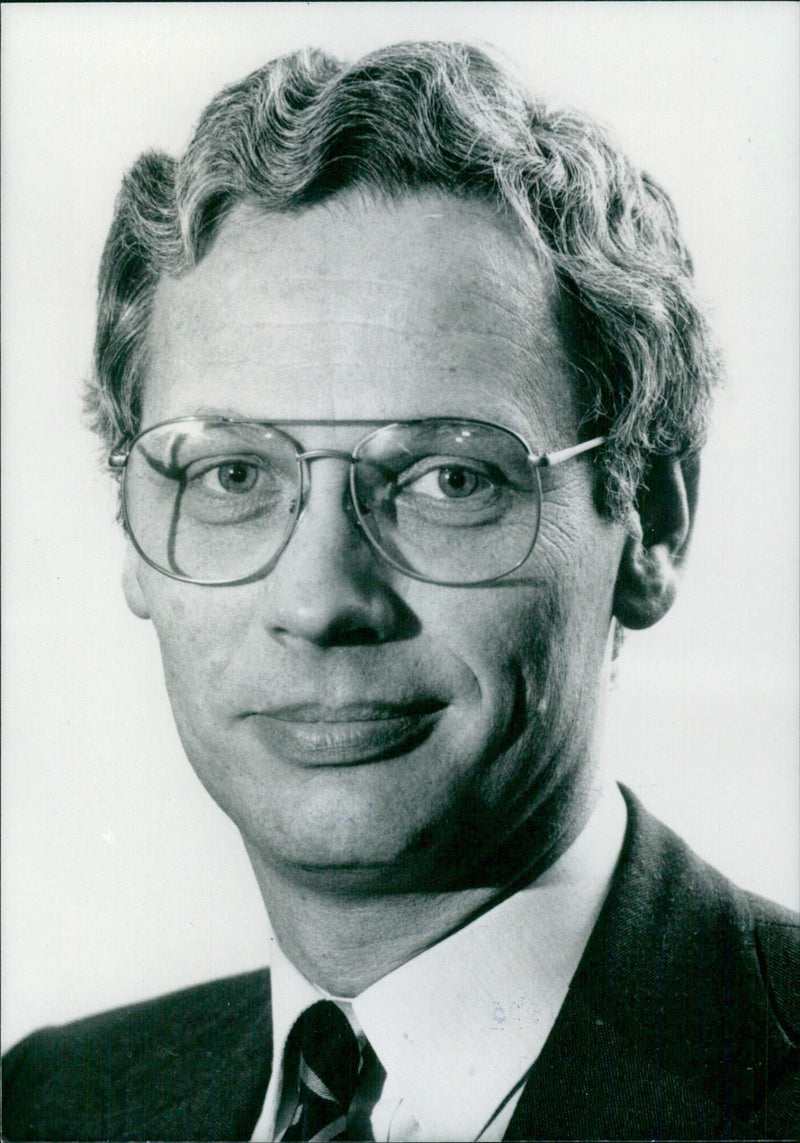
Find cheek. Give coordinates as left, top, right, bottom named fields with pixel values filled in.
left=437, top=529, right=617, bottom=743
left=429, top=556, right=603, bottom=690
left=142, top=582, right=249, bottom=728
left=415, top=580, right=567, bottom=762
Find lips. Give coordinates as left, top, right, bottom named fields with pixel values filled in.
left=243, top=700, right=446, bottom=765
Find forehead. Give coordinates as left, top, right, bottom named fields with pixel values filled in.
left=144, top=191, right=577, bottom=440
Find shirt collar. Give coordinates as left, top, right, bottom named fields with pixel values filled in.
left=266, top=778, right=626, bottom=1141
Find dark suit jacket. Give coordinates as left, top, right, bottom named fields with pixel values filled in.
left=3, top=788, right=798, bottom=1140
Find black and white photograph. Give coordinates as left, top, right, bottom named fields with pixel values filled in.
left=2, top=3, right=798, bottom=1139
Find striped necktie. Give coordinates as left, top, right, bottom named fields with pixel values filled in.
left=280, top=1000, right=363, bottom=1142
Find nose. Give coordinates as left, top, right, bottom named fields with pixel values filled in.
left=261, top=457, right=416, bottom=647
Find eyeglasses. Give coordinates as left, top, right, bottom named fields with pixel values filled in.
left=109, top=418, right=605, bottom=587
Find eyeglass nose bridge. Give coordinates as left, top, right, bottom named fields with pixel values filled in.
left=294, top=448, right=361, bottom=509
left=292, top=447, right=370, bottom=544
left=296, top=448, right=356, bottom=463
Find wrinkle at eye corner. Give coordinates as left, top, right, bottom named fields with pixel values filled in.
left=535, top=516, right=583, bottom=564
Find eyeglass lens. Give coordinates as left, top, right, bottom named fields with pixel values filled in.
left=122, top=420, right=542, bottom=585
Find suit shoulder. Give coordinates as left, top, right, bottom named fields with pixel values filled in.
left=622, top=787, right=799, bottom=1017
left=2, top=969, right=271, bottom=1142
left=5, top=967, right=271, bottom=1066
left=642, top=795, right=799, bottom=1040
left=746, top=890, right=800, bottom=1043
left=539, top=789, right=800, bottom=1139
left=620, top=784, right=798, bottom=929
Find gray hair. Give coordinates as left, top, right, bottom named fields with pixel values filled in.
left=88, top=41, right=721, bottom=519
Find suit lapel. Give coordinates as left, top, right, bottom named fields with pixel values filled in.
left=504, top=788, right=794, bottom=1140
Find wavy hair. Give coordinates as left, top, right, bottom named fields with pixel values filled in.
left=87, top=41, right=721, bottom=519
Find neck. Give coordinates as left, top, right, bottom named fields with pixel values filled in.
left=250, top=870, right=503, bottom=996
left=244, top=767, right=601, bottom=997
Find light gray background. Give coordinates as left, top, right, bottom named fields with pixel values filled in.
left=2, top=2, right=798, bottom=1053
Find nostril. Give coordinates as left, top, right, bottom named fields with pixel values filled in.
left=270, top=621, right=389, bottom=648
left=269, top=594, right=421, bottom=648
left=331, top=624, right=383, bottom=647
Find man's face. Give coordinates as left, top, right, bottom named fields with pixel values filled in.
left=126, top=192, right=626, bottom=892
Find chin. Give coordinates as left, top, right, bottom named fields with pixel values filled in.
left=234, top=777, right=469, bottom=892
left=243, top=825, right=436, bottom=894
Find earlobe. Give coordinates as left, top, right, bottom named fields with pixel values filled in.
left=122, top=545, right=151, bottom=620
left=613, top=455, right=697, bottom=631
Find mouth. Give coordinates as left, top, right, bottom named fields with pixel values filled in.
left=243, top=700, right=446, bottom=765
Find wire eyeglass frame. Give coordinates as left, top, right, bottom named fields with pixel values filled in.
left=108, top=417, right=606, bottom=588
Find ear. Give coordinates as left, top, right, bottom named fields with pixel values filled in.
left=613, top=453, right=699, bottom=630
left=122, top=543, right=151, bottom=620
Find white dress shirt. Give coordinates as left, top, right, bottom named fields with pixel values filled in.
left=252, top=779, right=627, bottom=1142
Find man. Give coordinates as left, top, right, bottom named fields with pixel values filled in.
left=3, top=40, right=797, bottom=1141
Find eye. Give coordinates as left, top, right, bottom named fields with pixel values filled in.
left=177, top=454, right=296, bottom=527
left=182, top=456, right=270, bottom=497
left=211, top=461, right=260, bottom=494
left=400, top=463, right=494, bottom=500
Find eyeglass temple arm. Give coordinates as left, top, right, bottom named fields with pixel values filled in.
left=109, top=445, right=178, bottom=477
left=537, top=436, right=605, bottom=468
left=109, top=438, right=192, bottom=478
